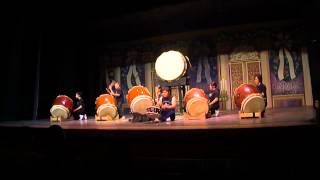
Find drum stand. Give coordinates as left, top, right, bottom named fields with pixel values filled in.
left=129, top=113, right=153, bottom=122
left=95, top=114, right=119, bottom=121
left=50, top=116, right=62, bottom=122
left=239, top=111, right=262, bottom=119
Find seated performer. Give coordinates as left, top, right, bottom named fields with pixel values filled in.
left=254, top=73, right=267, bottom=117
left=73, top=92, right=87, bottom=120
left=157, top=87, right=176, bottom=122
left=207, top=81, right=220, bottom=117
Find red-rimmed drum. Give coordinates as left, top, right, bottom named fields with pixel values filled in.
left=50, top=95, right=73, bottom=119
left=234, top=84, right=265, bottom=112
left=184, top=88, right=209, bottom=117
left=155, top=50, right=188, bottom=81
left=127, top=86, right=153, bottom=114
left=95, top=94, right=118, bottom=119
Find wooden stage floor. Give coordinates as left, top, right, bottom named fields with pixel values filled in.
left=0, top=106, right=317, bottom=130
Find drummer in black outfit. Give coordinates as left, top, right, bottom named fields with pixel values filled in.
left=207, top=81, right=220, bottom=117
left=110, top=82, right=124, bottom=119
left=73, top=92, right=87, bottom=120
left=254, top=74, right=267, bottom=117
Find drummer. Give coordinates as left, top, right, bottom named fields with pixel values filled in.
left=157, top=87, right=176, bottom=122
left=207, top=81, right=220, bottom=117
left=254, top=74, right=267, bottom=117
left=106, top=80, right=116, bottom=94
left=154, top=84, right=162, bottom=104
left=73, top=92, right=87, bottom=120
left=110, top=82, right=124, bottom=119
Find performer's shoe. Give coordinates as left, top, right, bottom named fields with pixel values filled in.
left=214, top=110, right=219, bottom=117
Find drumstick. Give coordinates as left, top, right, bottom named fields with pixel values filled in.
left=106, top=88, right=113, bottom=95
left=185, top=56, right=192, bottom=68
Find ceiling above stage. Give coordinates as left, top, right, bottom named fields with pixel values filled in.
left=9, top=0, right=318, bottom=42
left=86, top=0, right=318, bottom=43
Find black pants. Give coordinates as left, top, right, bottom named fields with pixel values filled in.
left=73, top=110, right=85, bottom=120
left=117, top=102, right=123, bottom=118
left=159, top=110, right=175, bottom=122
left=262, top=101, right=267, bottom=117
left=209, top=102, right=219, bottom=115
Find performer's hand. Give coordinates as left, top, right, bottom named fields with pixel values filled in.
left=163, top=104, right=169, bottom=109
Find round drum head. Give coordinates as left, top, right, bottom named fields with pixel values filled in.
left=131, top=95, right=153, bottom=114
left=241, top=94, right=265, bottom=113
left=97, top=104, right=117, bottom=118
left=155, top=50, right=186, bottom=81
left=50, top=105, right=69, bottom=119
left=186, top=98, right=209, bottom=117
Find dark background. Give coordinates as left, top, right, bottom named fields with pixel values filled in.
left=2, top=0, right=319, bottom=121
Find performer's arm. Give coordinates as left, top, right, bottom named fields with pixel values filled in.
left=111, top=90, right=121, bottom=97
left=209, top=97, right=219, bottom=106
left=108, top=84, right=115, bottom=94
left=73, top=105, right=82, bottom=112
left=157, top=97, right=163, bottom=107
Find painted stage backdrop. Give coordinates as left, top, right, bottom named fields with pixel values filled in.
left=269, top=48, right=304, bottom=96
left=189, top=56, right=218, bottom=91
left=120, top=51, right=145, bottom=104
left=188, top=41, right=218, bottom=92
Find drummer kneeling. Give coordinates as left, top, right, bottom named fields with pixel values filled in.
left=157, top=87, right=176, bottom=122
left=208, top=82, right=220, bottom=117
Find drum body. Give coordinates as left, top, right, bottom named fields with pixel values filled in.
left=234, top=84, right=265, bottom=112
left=241, top=93, right=265, bottom=113
left=184, top=88, right=209, bottom=117
left=95, top=94, right=117, bottom=119
left=155, top=50, right=188, bottom=81
left=127, top=86, right=153, bottom=114
left=50, top=95, right=73, bottom=119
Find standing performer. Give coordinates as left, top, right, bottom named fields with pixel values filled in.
left=207, top=81, right=220, bottom=117
left=254, top=74, right=267, bottom=117
left=110, top=82, right=124, bottom=119
left=157, top=87, right=176, bottom=122
left=106, top=80, right=116, bottom=94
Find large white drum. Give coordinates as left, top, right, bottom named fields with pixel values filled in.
left=155, top=50, right=188, bottom=81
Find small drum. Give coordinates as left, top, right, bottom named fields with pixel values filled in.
left=127, top=86, right=153, bottom=114
left=234, top=84, right=265, bottom=112
left=146, top=106, right=161, bottom=119
left=155, top=50, right=188, bottom=81
left=184, top=88, right=209, bottom=117
left=95, top=94, right=118, bottom=119
left=50, top=95, right=73, bottom=119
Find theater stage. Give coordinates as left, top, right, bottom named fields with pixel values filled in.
left=0, top=106, right=317, bottom=130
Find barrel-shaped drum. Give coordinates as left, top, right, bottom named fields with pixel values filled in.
left=127, top=86, right=153, bottom=114
left=50, top=95, right=73, bottom=119
left=155, top=50, right=188, bottom=81
left=234, top=84, right=265, bottom=112
left=184, top=88, right=209, bottom=117
left=95, top=94, right=118, bottom=119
